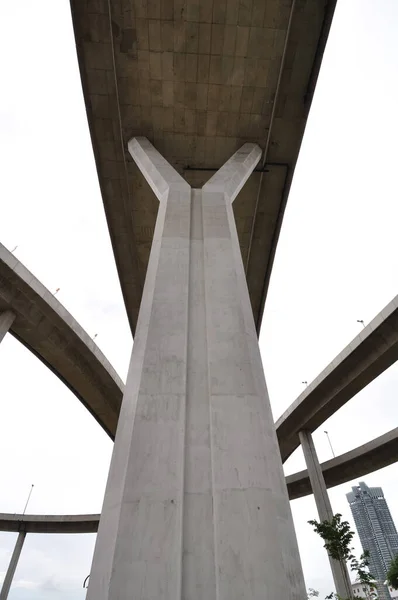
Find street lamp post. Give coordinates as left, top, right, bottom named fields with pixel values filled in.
left=22, top=485, right=34, bottom=515
left=324, top=430, right=335, bottom=458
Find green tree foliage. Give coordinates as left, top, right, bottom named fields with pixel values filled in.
left=308, top=514, right=376, bottom=600
left=387, top=554, right=398, bottom=590
left=308, top=514, right=354, bottom=562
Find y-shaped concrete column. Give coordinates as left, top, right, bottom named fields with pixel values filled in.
left=87, top=138, right=306, bottom=600
left=0, top=532, right=26, bottom=600
left=0, top=311, right=15, bottom=344
left=299, top=431, right=353, bottom=599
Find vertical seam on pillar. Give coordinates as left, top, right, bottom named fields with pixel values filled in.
left=178, top=187, right=192, bottom=600
left=202, top=189, right=220, bottom=600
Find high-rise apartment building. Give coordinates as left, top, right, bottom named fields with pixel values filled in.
left=347, top=482, right=398, bottom=598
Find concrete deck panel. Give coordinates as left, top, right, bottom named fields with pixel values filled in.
left=276, top=295, right=398, bottom=462
left=0, top=243, right=124, bottom=438
left=0, top=513, right=99, bottom=534
left=69, top=0, right=337, bottom=336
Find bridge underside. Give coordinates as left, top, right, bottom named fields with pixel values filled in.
left=70, top=0, right=336, bottom=335
left=0, top=244, right=123, bottom=439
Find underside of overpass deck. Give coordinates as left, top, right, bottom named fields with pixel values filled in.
left=277, top=295, right=398, bottom=463
left=0, top=243, right=123, bottom=439
left=69, top=0, right=336, bottom=336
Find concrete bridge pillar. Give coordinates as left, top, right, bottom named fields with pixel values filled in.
left=0, top=532, right=26, bottom=600
left=299, top=430, right=353, bottom=599
left=0, top=311, right=15, bottom=344
left=87, top=138, right=306, bottom=600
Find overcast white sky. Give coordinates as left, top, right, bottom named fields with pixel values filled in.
left=1, top=0, right=398, bottom=598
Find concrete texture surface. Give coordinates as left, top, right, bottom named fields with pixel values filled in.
left=277, top=294, right=398, bottom=462
left=87, top=139, right=306, bottom=600
left=0, top=243, right=124, bottom=438
left=69, top=0, right=337, bottom=336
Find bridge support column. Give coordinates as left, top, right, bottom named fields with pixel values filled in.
left=299, top=430, right=353, bottom=599
left=0, top=532, right=26, bottom=600
left=0, top=311, right=15, bottom=344
left=87, top=138, right=306, bottom=600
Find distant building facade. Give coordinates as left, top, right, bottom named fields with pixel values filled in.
left=352, top=580, right=377, bottom=598
left=351, top=582, right=398, bottom=599
left=347, top=482, right=398, bottom=600
left=389, top=586, right=398, bottom=599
